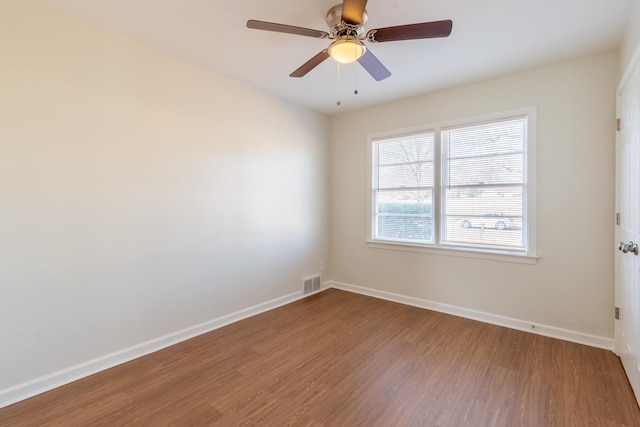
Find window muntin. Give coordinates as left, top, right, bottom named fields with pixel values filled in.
left=370, top=110, right=534, bottom=256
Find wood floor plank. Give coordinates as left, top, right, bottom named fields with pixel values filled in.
left=1, top=289, right=639, bottom=426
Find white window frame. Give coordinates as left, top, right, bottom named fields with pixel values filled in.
left=371, top=131, right=436, bottom=245
left=366, top=107, right=538, bottom=264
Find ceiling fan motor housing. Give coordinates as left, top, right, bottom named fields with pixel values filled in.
left=326, top=4, right=367, bottom=38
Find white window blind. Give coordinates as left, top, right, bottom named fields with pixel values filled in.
left=373, top=132, right=435, bottom=244
left=441, top=118, right=526, bottom=250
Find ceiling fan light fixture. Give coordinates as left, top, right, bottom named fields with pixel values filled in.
left=328, top=39, right=365, bottom=64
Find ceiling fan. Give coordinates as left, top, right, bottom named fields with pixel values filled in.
left=246, top=0, right=452, bottom=81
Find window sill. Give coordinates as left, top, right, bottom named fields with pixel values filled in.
left=365, top=240, right=539, bottom=264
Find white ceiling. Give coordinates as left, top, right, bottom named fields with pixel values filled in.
left=38, top=0, right=633, bottom=115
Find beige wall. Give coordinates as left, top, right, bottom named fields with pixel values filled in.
left=329, top=51, right=618, bottom=339
left=0, top=1, right=327, bottom=391
left=621, top=0, right=640, bottom=75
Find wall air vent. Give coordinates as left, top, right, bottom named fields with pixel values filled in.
left=303, top=274, right=322, bottom=295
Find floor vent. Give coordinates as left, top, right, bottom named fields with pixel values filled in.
left=303, top=274, right=322, bottom=295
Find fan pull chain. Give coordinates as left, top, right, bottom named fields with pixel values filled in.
left=354, top=62, right=359, bottom=95
left=336, top=63, right=342, bottom=106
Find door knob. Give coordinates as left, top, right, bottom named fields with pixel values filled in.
left=618, top=241, right=639, bottom=255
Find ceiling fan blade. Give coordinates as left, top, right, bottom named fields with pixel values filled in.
left=290, top=50, right=330, bottom=78
left=341, top=0, right=368, bottom=25
left=357, top=49, right=391, bottom=81
left=369, top=20, right=453, bottom=42
left=247, top=20, right=329, bottom=39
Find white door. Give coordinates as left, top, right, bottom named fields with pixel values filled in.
left=616, top=60, right=640, bottom=404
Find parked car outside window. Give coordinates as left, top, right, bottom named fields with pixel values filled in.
left=460, top=214, right=520, bottom=230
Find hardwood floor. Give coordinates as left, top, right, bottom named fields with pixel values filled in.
left=2, top=288, right=639, bottom=426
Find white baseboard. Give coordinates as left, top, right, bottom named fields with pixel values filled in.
left=329, top=281, right=614, bottom=351
left=0, top=287, right=329, bottom=409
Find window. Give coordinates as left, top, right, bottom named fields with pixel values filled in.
left=373, top=132, right=435, bottom=244
left=370, top=108, right=536, bottom=260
